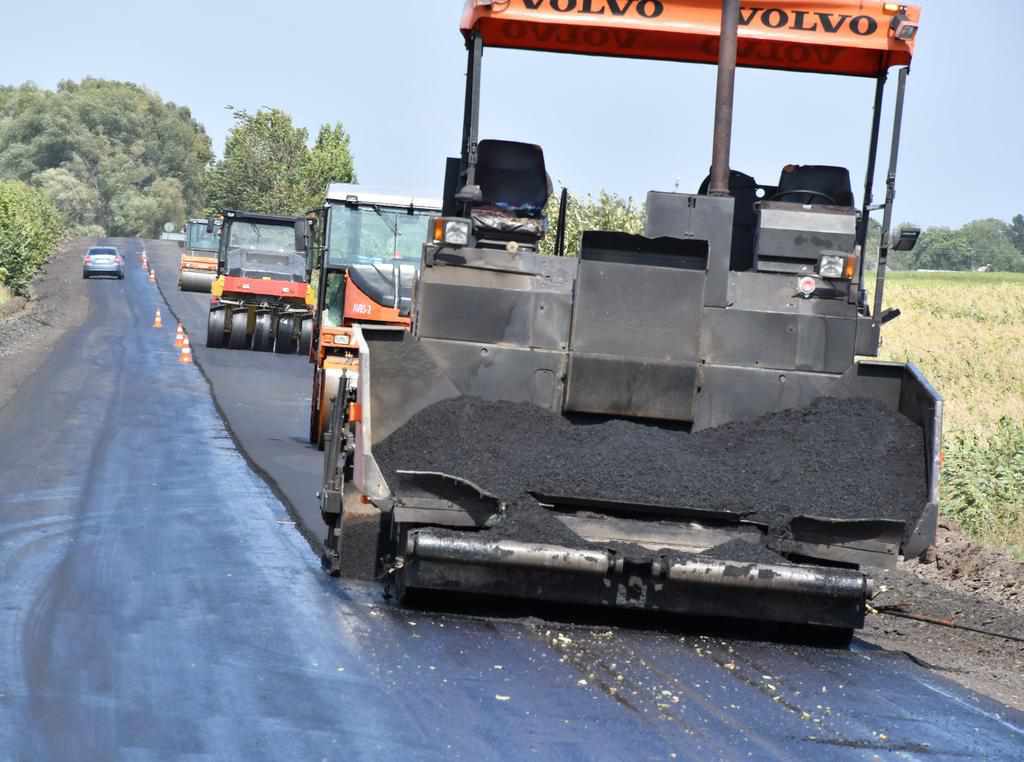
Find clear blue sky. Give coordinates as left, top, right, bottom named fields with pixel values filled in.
left=2, top=1, right=1020, bottom=227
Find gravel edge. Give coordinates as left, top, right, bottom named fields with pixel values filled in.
left=0, top=238, right=97, bottom=412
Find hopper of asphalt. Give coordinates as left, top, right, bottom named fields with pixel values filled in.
left=375, top=396, right=927, bottom=554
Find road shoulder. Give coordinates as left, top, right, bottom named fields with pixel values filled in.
left=0, top=238, right=98, bottom=412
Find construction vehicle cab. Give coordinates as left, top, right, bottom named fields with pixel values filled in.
left=206, top=210, right=315, bottom=353
left=307, top=185, right=441, bottom=450
left=324, top=1, right=938, bottom=636
left=178, top=218, right=221, bottom=292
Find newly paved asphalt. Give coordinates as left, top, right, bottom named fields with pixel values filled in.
left=148, top=241, right=323, bottom=548
left=1, top=238, right=1022, bottom=760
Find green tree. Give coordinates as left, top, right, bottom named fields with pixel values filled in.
left=0, top=180, right=64, bottom=295
left=304, top=123, right=357, bottom=200
left=1008, top=213, right=1024, bottom=255
left=30, top=167, right=100, bottom=233
left=206, top=109, right=357, bottom=216
left=540, top=189, right=645, bottom=257
left=111, top=178, right=187, bottom=239
left=958, top=219, right=1023, bottom=272
left=889, top=218, right=1023, bottom=272
left=0, top=78, right=211, bottom=236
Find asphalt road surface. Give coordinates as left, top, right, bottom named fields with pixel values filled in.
left=147, top=243, right=322, bottom=548
left=1, top=239, right=1022, bottom=760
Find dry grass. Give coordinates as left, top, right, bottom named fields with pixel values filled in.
left=877, top=272, right=1024, bottom=434
left=872, top=271, right=1024, bottom=553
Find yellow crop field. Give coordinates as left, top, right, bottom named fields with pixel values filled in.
left=875, top=271, right=1024, bottom=553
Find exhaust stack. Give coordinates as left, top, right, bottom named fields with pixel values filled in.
left=709, top=0, right=740, bottom=196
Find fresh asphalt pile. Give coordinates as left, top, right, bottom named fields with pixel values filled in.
left=375, top=396, right=927, bottom=559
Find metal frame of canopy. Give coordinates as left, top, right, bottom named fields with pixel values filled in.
left=455, top=0, right=921, bottom=316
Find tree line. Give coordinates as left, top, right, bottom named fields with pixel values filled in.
left=1, top=76, right=1022, bottom=298
left=0, top=79, right=212, bottom=239
left=0, top=78, right=357, bottom=295
left=889, top=216, right=1024, bottom=272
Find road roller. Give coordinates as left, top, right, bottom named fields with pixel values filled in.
left=178, top=218, right=221, bottom=293
left=305, top=184, right=441, bottom=450
left=206, top=210, right=315, bottom=353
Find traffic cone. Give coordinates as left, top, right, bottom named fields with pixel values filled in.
left=152, top=309, right=163, bottom=329
left=148, top=269, right=156, bottom=283
left=174, top=324, right=185, bottom=348
left=179, top=335, right=193, bottom=364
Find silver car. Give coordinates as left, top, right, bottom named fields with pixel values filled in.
left=83, top=246, right=125, bottom=279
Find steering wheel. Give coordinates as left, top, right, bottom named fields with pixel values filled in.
left=768, top=189, right=838, bottom=206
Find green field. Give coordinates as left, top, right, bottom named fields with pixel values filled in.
left=873, top=271, right=1024, bottom=554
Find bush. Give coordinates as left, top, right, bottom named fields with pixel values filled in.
left=540, top=189, right=645, bottom=258
left=0, top=180, right=65, bottom=295
left=941, top=417, right=1024, bottom=545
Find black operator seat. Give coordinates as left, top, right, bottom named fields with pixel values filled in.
left=698, top=169, right=761, bottom=272
left=471, top=139, right=552, bottom=247
left=774, top=165, right=855, bottom=207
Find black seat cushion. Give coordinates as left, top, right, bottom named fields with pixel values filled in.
left=775, top=165, right=854, bottom=207
left=476, top=140, right=551, bottom=218
left=470, top=207, right=547, bottom=242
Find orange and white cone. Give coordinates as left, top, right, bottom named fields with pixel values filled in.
left=174, top=324, right=185, bottom=348
left=148, top=269, right=156, bottom=283
left=152, top=309, right=163, bottom=329
left=179, top=335, right=193, bottom=364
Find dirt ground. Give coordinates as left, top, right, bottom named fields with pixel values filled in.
left=911, top=520, right=1023, bottom=613
left=861, top=521, right=1024, bottom=710
left=0, top=238, right=95, bottom=412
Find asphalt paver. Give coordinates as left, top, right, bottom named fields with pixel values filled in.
left=30, top=240, right=1013, bottom=759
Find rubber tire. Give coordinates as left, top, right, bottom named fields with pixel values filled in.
left=252, top=313, right=275, bottom=352
left=275, top=316, right=298, bottom=354
left=298, top=317, right=313, bottom=357
left=207, top=307, right=226, bottom=348
left=228, top=310, right=251, bottom=350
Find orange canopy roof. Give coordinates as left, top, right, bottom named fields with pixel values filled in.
left=461, top=1, right=919, bottom=78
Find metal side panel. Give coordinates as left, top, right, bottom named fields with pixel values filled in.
left=693, top=364, right=841, bottom=431
left=834, top=361, right=942, bottom=560
left=702, top=308, right=857, bottom=374
left=565, top=242, right=706, bottom=420
left=354, top=327, right=460, bottom=499
left=571, top=259, right=705, bottom=360
left=729, top=271, right=856, bottom=317
left=353, top=327, right=570, bottom=497
left=889, top=363, right=943, bottom=559
left=417, top=338, right=567, bottom=412
left=417, top=249, right=577, bottom=350
left=566, top=354, right=699, bottom=420
left=400, top=530, right=869, bottom=630
left=645, top=192, right=734, bottom=308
